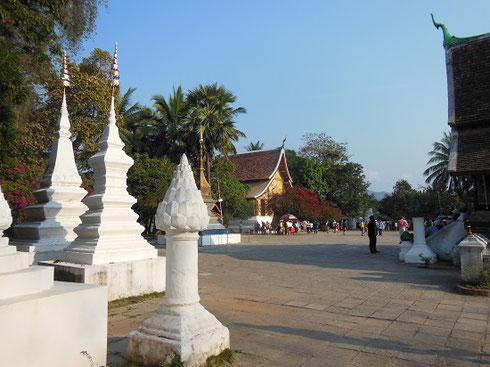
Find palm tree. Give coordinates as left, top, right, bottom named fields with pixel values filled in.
left=245, top=140, right=264, bottom=151
left=186, top=83, right=246, bottom=179
left=149, top=86, right=189, bottom=160
left=117, top=87, right=149, bottom=155
left=424, top=131, right=453, bottom=191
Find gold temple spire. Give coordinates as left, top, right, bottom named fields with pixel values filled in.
left=199, top=129, right=212, bottom=200
left=111, top=42, right=120, bottom=94
left=61, top=51, right=71, bottom=90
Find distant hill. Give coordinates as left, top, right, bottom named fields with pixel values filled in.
left=368, top=190, right=389, bottom=201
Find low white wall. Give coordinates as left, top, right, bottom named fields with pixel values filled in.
left=200, top=233, right=241, bottom=246
left=0, top=281, right=107, bottom=367
left=45, top=256, right=166, bottom=301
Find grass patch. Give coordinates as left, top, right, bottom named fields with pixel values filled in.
left=206, top=348, right=236, bottom=367
left=461, top=265, right=490, bottom=289
left=108, top=292, right=164, bottom=310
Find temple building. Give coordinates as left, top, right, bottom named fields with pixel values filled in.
left=229, top=147, right=292, bottom=223
left=433, top=15, right=490, bottom=236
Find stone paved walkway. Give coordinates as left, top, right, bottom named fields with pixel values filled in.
left=108, top=231, right=490, bottom=366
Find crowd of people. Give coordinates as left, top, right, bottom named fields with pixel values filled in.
left=423, top=208, right=467, bottom=238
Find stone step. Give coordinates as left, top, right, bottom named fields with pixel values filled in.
left=0, top=252, right=29, bottom=274
left=0, top=266, right=53, bottom=300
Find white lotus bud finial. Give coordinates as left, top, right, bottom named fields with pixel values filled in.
left=61, top=51, right=71, bottom=88
left=155, top=154, right=209, bottom=233
left=111, top=42, right=120, bottom=90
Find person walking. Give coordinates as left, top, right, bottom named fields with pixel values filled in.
left=368, top=215, right=379, bottom=254
left=376, top=220, right=384, bottom=236
left=360, top=220, right=365, bottom=236
left=398, top=217, right=408, bottom=235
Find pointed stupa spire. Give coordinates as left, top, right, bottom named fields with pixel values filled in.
left=59, top=41, right=157, bottom=266
left=12, top=50, right=87, bottom=262
left=111, top=42, right=120, bottom=92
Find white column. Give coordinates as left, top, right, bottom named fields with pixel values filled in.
left=165, top=232, right=200, bottom=306
left=128, top=154, right=229, bottom=366
left=405, top=217, right=437, bottom=264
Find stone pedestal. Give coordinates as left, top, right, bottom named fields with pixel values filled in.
left=128, top=155, right=229, bottom=366
left=458, top=234, right=487, bottom=281
left=405, top=217, right=437, bottom=264
left=12, top=93, right=87, bottom=264
left=399, top=240, right=412, bottom=261
left=0, top=185, right=107, bottom=367
left=47, top=96, right=164, bottom=299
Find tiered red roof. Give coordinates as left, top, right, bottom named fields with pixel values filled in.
left=229, top=148, right=292, bottom=199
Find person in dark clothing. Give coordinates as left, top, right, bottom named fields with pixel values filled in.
left=367, top=215, right=379, bottom=254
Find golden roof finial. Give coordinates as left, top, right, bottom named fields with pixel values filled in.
left=61, top=51, right=71, bottom=88
left=111, top=42, right=120, bottom=92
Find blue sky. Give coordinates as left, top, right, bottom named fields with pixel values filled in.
left=79, top=1, right=490, bottom=192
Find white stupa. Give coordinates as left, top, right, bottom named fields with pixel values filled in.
left=49, top=43, right=165, bottom=300
left=0, top=184, right=108, bottom=367
left=13, top=52, right=88, bottom=264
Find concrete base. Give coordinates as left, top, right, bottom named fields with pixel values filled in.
left=405, top=244, right=437, bottom=264
left=41, top=256, right=166, bottom=301
left=200, top=233, right=241, bottom=246
left=15, top=244, right=64, bottom=265
left=0, top=281, right=107, bottom=367
left=399, top=240, right=412, bottom=261
left=127, top=302, right=230, bottom=366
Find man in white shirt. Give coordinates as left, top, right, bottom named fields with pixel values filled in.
left=376, top=220, right=385, bottom=236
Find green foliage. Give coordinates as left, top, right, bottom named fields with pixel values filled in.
left=290, top=132, right=372, bottom=217
left=0, top=164, right=41, bottom=224
left=210, top=157, right=253, bottom=226
left=186, top=83, right=247, bottom=178
left=378, top=180, right=417, bottom=219
left=379, top=179, right=466, bottom=220
left=108, top=291, right=164, bottom=310
left=299, top=132, right=348, bottom=166
left=0, top=0, right=106, bottom=175
left=127, top=154, right=176, bottom=233
left=244, top=140, right=264, bottom=151
left=324, top=162, right=372, bottom=216
left=206, top=349, right=236, bottom=367
left=0, top=42, right=28, bottom=167
left=462, top=264, right=490, bottom=289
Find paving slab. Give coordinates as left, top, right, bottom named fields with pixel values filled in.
left=106, top=231, right=490, bottom=366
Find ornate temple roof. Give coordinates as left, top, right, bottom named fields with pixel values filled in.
left=229, top=148, right=292, bottom=199
left=434, top=15, right=490, bottom=174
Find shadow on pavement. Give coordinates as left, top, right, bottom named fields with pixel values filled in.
left=233, top=322, right=482, bottom=365
left=200, top=244, right=460, bottom=292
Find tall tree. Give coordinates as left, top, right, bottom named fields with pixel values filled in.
left=296, top=132, right=371, bottom=217
left=379, top=180, right=417, bottom=219
left=244, top=141, right=264, bottom=151
left=149, top=86, right=190, bottom=161
left=299, top=132, right=348, bottom=167
left=117, top=87, right=150, bottom=156
left=0, top=0, right=106, bottom=174
left=186, top=83, right=246, bottom=179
